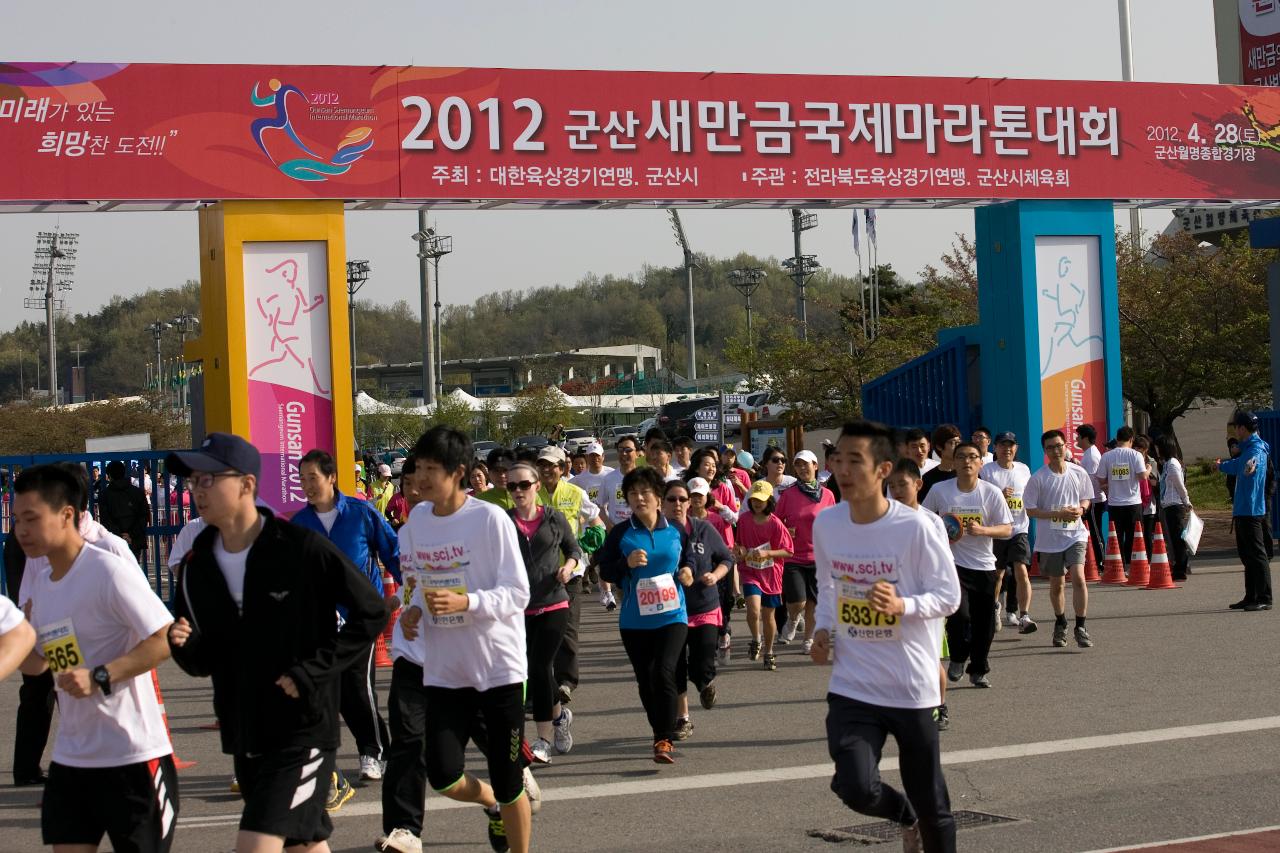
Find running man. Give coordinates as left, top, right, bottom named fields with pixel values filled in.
left=1095, top=426, right=1147, bottom=568
left=166, top=433, right=387, bottom=853
left=1024, top=430, right=1096, bottom=648
left=16, top=463, right=179, bottom=853
left=812, top=421, right=961, bottom=853
left=979, top=433, right=1035, bottom=634
left=397, top=426, right=533, bottom=853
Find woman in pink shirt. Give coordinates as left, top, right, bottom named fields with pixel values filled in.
left=733, top=480, right=793, bottom=672
left=686, top=476, right=739, bottom=661
left=774, top=450, right=836, bottom=655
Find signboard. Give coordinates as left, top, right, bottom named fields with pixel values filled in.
left=4, top=63, right=1280, bottom=203
left=243, top=241, right=334, bottom=517
left=749, top=427, right=788, bottom=460
left=1035, top=236, right=1108, bottom=460
left=1241, top=0, right=1280, bottom=86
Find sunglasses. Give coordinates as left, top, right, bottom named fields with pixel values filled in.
left=665, top=495, right=690, bottom=503
left=618, top=447, right=637, bottom=454
left=506, top=480, right=538, bottom=492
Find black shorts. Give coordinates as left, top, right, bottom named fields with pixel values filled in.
left=782, top=561, right=819, bottom=604
left=424, top=682, right=526, bottom=805
left=43, top=755, right=178, bottom=852
left=993, top=533, right=1031, bottom=571
left=234, top=746, right=335, bottom=845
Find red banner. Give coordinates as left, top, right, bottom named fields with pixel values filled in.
left=1241, top=0, right=1280, bottom=86
left=3, top=62, right=1280, bottom=203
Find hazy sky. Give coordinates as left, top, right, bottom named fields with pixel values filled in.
left=0, top=0, right=1220, bottom=333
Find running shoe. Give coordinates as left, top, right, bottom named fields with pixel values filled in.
left=969, top=673, right=991, bottom=688
left=1074, top=626, right=1094, bottom=648
left=553, top=706, right=574, bottom=754
left=1052, top=622, right=1068, bottom=647
left=529, top=737, right=553, bottom=765
left=326, top=770, right=354, bottom=812
left=801, top=638, right=814, bottom=655
left=735, top=595, right=746, bottom=609
left=674, top=718, right=694, bottom=741
left=795, top=614, right=805, bottom=634
left=377, top=827, right=423, bottom=853
left=717, top=633, right=731, bottom=664
left=523, top=766, right=541, bottom=816
left=605, top=597, right=617, bottom=612
left=1018, top=614, right=1038, bottom=634
left=748, top=639, right=761, bottom=661
left=556, top=683, right=572, bottom=705
left=946, top=660, right=965, bottom=682
left=763, top=653, right=778, bottom=672
left=934, top=704, right=950, bottom=732
left=901, top=821, right=924, bottom=853
left=360, top=755, right=384, bottom=781
left=700, top=683, right=717, bottom=710
left=994, top=602, right=1004, bottom=633
left=1005, top=609, right=1020, bottom=627
left=652, top=739, right=675, bottom=764
left=229, top=775, right=239, bottom=793
left=599, top=588, right=611, bottom=607
left=780, top=618, right=798, bottom=644
left=485, top=804, right=509, bottom=852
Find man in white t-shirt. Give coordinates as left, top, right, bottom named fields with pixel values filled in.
left=16, top=463, right=177, bottom=852
left=599, top=435, right=641, bottom=528
left=970, top=426, right=995, bottom=465
left=0, top=596, right=35, bottom=680
left=1095, top=426, right=1148, bottom=569
left=811, top=421, right=961, bottom=853
left=980, top=433, right=1035, bottom=635
left=1075, top=424, right=1106, bottom=569
left=1026, top=430, right=1096, bottom=649
left=923, top=442, right=1013, bottom=689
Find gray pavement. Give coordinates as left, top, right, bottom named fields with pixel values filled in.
left=1, top=557, right=1277, bottom=852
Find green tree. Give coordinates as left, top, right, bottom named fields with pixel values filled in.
left=508, top=387, right=580, bottom=438
left=356, top=408, right=426, bottom=452
left=477, top=398, right=508, bottom=444
left=1118, top=229, right=1274, bottom=437
left=0, top=396, right=188, bottom=455
left=426, top=395, right=476, bottom=435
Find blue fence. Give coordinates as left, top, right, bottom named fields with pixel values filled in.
left=1, top=450, right=193, bottom=604
left=861, top=336, right=975, bottom=435
left=1253, top=411, right=1280, bottom=535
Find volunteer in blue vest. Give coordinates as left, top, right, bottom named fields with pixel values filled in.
left=1218, top=410, right=1274, bottom=611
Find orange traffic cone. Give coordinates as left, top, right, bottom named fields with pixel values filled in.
left=1144, top=522, right=1180, bottom=590
left=1100, top=522, right=1127, bottom=584
left=1083, top=536, right=1102, bottom=583
left=375, top=568, right=400, bottom=669
left=1028, top=552, right=1040, bottom=578
left=1125, top=522, right=1151, bottom=587
left=151, top=670, right=197, bottom=770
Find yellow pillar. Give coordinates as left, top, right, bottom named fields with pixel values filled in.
left=187, top=200, right=355, bottom=512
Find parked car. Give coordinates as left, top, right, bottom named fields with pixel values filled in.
left=735, top=390, right=792, bottom=422
left=601, top=425, right=640, bottom=443
left=562, top=428, right=597, bottom=454
left=472, top=440, right=500, bottom=463
left=514, top=434, right=551, bottom=451
left=654, top=397, right=719, bottom=439
left=636, top=417, right=657, bottom=439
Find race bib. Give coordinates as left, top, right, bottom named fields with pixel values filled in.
left=745, top=547, right=773, bottom=570
left=1111, top=465, right=1131, bottom=481
left=636, top=574, right=679, bottom=617
left=400, top=570, right=418, bottom=608
left=38, top=618, right=84, bottom=675
left=1006, top=495, right=1024, bottom=513
left=836, top=579, right=899, bottom=642
left=423, top=570, right=470, bottom=628
left=587, top=487, right=600, bottom=501
left=950, top=507, right=982, bottom=528
left=1051, top=511, right=1081, bottom=531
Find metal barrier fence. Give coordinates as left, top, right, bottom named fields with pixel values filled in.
left=861, top=336, right=974, bottom=436
left=0, top=450, right=193, bottom=605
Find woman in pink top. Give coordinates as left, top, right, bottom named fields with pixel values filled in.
left=690, top=448, right=739, bottom=513
left=774, top=450, right=836, bottom=655
left=732, top=480, right=793, bottom=672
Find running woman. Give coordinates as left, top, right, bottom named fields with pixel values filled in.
left=1024, top=430, right=1095, bottom=649
left=812, top=421, right=961, bottom=853
left=507, top=461, right=581, bottom=763
left=922, top=442, right=1012, bottom=688
left=17, top=463, right=179, bottom=853
left=663, top=479, right=733, bottom=738
left=685, top=474, right=739, bottom=661
left=166, top=434, right=386, bottom=853
left=776, top=450, right=836, bottom=654
left=733, top=480, right=794, bottom=671
left=979, top=433, right=1035, bottom=634
left=597, top=467, right=693, bottom=765
left=397, top=426, right=533, bottom=853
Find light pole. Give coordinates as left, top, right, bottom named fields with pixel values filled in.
left=345, top=260, right=370, bottom=439
left=170, top=311, right=200, bottom=416
left=1117, top=0, right=1142, bottom=256
left=783, top=210, right=819, bottom=341
left=145, top=320, right=169, bottom=404
left=728, top=267, right=766, bottom=351
left=414, top=228, right=452, bottom=399
left=668, top=211, right=698, bottom=383
left=25, top=229, right=77, bottom=405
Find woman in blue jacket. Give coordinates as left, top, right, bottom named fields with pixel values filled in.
left=598, top=467, right=693, bottom=765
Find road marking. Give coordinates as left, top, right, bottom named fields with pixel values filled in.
left=176, top=715, right=1280, bottom=828
left=1080, top=825, right=1280, bottom=852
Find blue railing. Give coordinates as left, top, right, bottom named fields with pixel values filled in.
left=0, top=450, right=193, bottom=605
left=861, top=336, right=973, bottom=435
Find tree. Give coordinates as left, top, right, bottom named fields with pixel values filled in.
left=356, top=408, right=426, bottom=452
left=0, top=397, right=188, bottom=455
left=1118, top=230, right=1273, bottom=438
left=477, top=398, right=507, bottom=444
left=508, top=387, right=580, bottom=438
left=425, top=395, right=476, bottom=435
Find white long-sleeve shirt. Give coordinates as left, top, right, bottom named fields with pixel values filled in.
left=402, top=497, right=530, bottom=691
left=1160, top=458, right=1191, bottom=507
left=814, top=501, right=961, bottom=709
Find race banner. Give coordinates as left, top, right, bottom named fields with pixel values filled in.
left=1240, top=0, right=1280, bottom=87
left=3, top=62, right=1280, bottom=202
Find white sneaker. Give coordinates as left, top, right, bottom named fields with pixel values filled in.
left=994, top=602, right=1004, bottom=633
left=777, top=620, right=793, bottom=644
left=359, top=755, right=384, bottom=781
left=599, top=588, right=611, bottom=606
left=529, top=737, right=553, bottom=764
left=377, top=827, right=423, bottom=853
left=1018, top=613, right=1038, bottom=634
left=1005, top=610, right=1020, bottom=627
left=795, top=614, right=805, bottom=634
left=801, top=638, right=814, bottom=655
left=523, top=766, right=541, bottom=816
left=553, top=706, right=574, bottom=754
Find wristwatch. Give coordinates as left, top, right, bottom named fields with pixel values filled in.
left=91, top=665, right=112, bottom=696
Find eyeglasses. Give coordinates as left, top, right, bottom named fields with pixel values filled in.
left=618, top=447, right=637, bottom=454
left=766, top=457, right=785, bottom=464
left=189, top=471, right=242, bottom=490
left=506, top=480, right=537, bottom=492
left=1044, top=443, right=1067, bottom=451
left=665, top=495, right=690, bottom=503
left=954, top=454, right=982, bottom=462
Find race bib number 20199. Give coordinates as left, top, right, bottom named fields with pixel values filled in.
left=636, top=574, right=679, bottom=617
left=38, top=618, right=84, bottom=674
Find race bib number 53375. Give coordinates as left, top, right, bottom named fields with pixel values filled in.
left=837, top=579, right=899, bottom=642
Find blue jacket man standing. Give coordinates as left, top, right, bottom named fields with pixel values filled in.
left=1217, top=410, right=1273, bottom=612
left=293, top=448, right=400, bottom=787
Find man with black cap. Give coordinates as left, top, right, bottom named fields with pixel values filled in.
left=165, top=433, right=388, bottom=853
left=1218, top=411, right=1274, bottom=611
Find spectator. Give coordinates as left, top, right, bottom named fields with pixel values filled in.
left=99, top=460, right=149, bottom=562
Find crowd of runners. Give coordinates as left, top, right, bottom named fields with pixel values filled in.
left=0, top=409, right=1272, bottom=853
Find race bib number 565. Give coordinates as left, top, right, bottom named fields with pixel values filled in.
left=38, top=619, right=84, bottom=674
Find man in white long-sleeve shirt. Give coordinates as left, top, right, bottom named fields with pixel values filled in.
left=398, top=426, right=532, bottom=853
left=811, top=420, right=961, bottom=853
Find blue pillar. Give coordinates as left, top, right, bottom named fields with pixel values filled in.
left=973, top=201, right=1124, bottom=464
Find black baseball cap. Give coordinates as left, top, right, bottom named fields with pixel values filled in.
left=994, top=431, right=1018, bottom=445
left=166, top=433, right=262, bottom=478
left=1230, top=410, right=1259, bottom=430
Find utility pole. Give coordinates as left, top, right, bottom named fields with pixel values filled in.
left=145, top=320, right=169, bottom=405
left=729, top=267, right=766, bottom=350
left=345, top=260, right=370, bottom=437
left=170, top=312, right=199, bottom=418
left=1118, top=0, right=1142, bottom=256
left=412, top=216, right=451, bottom=404
left=26, top=229, right=77, bottom=405
left=782, top=210, right=819, bottom=341
left=668, top=210, right=698, bottom=382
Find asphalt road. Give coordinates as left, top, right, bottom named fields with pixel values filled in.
left=1, top=557, right=1278, bottom=852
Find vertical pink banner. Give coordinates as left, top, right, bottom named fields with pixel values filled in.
left=242, top=242, right=334, bottom=518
